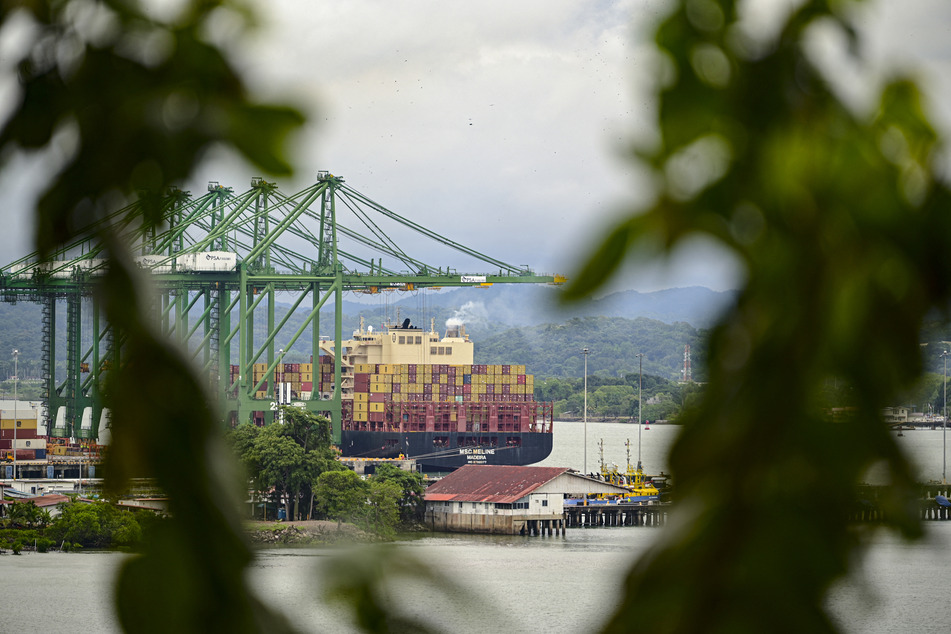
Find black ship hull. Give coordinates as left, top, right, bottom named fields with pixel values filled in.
left=340, top=430, right=554, bottom=472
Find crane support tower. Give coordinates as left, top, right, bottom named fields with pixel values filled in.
left=0, top=173, right=565, bottom=444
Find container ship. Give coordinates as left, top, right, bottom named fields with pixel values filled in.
left=331, top=319, right=554, bottom=471
left=236, top=319, right=554, bottom=471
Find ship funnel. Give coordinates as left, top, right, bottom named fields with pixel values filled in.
left=445, top=324, right=466, bottom=339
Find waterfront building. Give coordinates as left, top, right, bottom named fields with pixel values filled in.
left=424, top=465, right=627, bottom=535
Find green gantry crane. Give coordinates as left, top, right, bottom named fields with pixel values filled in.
left=0, top=172, right=564, bottom=444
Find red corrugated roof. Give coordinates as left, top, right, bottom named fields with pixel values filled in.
left=424, top=465, right=569, bottom=503
left=32, top=494, right=71, bottom=508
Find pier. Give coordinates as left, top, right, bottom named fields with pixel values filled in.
left=564, top=501, right=668, bottom=528
left=825, top=484, right=951, bottom=523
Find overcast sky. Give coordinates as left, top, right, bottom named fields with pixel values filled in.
left=3, top=0, right=951, bottom=294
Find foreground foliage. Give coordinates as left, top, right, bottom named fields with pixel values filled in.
left=6, top=0, right=950, bottom=633
left=562, top=1, right=951, bottom=632
left=1, top=1, right=303, bottom=631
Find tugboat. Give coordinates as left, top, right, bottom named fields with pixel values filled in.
left=595, top=439, right=660, bottom=503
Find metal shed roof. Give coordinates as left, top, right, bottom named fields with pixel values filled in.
left=424, top=465, right=571, bottom=503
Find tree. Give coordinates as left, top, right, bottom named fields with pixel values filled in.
left=254, top=427, right=307, bottom=520
left=229, top=408, right=340, bottom=520
left=372, top=463, right=426, bottom=525
left=592, top=385, right=636, bottom=418
left=46, top=500, right=152, bottom=549
left=315, top=469, right=368, bottom=528
left=6, top=500, right=42, bottom=529
left=562, top=1, right=951, bottom=632
left=363, top=479, right=402, bottom=540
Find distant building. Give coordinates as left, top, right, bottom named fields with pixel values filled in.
left=881, top=407, right=939, bottom=426
left=424, top=465, right=628, bottom=535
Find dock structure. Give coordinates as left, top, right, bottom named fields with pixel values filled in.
left=337, top=456, right=417, bottom=475
left=564, top=502, right=668, bottom=528
left=847, top=484, right=951, bottom=522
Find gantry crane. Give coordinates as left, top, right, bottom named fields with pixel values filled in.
left=0, top=172, right=564, bottom=443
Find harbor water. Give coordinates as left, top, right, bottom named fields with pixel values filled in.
left=5, top=421, right=951, bottom=633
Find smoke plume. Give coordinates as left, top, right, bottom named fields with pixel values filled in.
left=446, top=301, right=488, bottom=329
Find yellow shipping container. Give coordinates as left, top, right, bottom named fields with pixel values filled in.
left=255, top=391, right=268, bottom=399
left=1, top=419, right=37, bottom=430
left=370, top=383, right=389, bottom=393
left=369, top=402, right=385, bottom=413
left=301, top=363, right=313, bottom=373
left=354, top=393, right=369, bottom=402
left=253, top=363, right=267, bottom=372
left=353, top=411, right=368, bottom=422
left=354, top=402, right=368, bottom=412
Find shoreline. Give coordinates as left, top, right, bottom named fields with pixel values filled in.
left=245, top=519, right=375, bottom=545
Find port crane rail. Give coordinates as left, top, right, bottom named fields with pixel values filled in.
left=0, top=172, right=563, bottom=443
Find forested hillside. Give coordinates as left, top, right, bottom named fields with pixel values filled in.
left=475, top=316, right=704, bottom=381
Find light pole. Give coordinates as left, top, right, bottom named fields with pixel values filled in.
left=943, top=349, right=948, bottom=485
left=636, top=353, right=643, bottom=470
left=583, top=347, right=589, bottom=475
left=278, top=348, right=285, bottom=425
left=12, top=349, right=17, bottom=481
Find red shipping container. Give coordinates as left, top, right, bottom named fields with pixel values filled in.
left=302, top=382, right=313, bottom=391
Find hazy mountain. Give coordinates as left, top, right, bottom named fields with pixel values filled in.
left=0, top=286, right=732, bottom=377
left=344, top=285, right=737, bottom=329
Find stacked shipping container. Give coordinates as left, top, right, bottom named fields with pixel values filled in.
left=333, top=363, right=542, bottom=435
left=231, top=360, right=549, bottom=438
left=231, top=362, right=316, bottom=401
left=0, top=409, right=47, bottom=460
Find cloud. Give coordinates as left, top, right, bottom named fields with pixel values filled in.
left=3, top=1, right=951, bottom=295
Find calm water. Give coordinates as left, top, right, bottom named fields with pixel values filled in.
left=5, top=422, right=951, bottom=633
